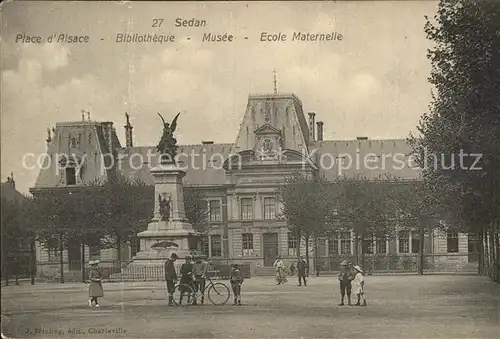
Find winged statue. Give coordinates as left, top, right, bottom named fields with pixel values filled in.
left=157, top=112, right=181, bottom=164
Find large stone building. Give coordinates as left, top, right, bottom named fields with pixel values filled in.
left=30, top=92, right=477, bottom=277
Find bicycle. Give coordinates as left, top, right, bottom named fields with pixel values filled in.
left=172, top=275, right=230, bottom=306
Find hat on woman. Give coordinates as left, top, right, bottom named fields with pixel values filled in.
left=340, top=260, right=349, bottom=266
left=353, top=265, right=363, bottom=272
left=89, top=260, right=100, bottom=266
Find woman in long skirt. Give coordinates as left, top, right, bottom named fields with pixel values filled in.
left=88, top=260, right=104, bottom=307
left=273, top=256, right=287, bottom=285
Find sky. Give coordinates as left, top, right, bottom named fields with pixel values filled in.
left=1, top=1, right=438, bottom=194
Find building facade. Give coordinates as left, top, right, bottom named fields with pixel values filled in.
left=30, top=93, right=477, bottom=277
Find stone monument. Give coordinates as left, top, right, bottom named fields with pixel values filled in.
left=130, top=112, right=200, bottom=266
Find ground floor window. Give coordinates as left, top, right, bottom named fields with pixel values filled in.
left=376, top=236, right=387, bottom=254
left=288, top=232, right=297, bottom=256
left=328, top=232, right=339, bottom=255
left=242, top=233, right=254, bottom=256
left=210, top=235, right=222, bottom=257
left=398, top=231, right=410, bottom=253
left=362, top=232, right=374, bottom=254
left=340, top=231, right=351, bottom=254
left=201, top=236, right=210, bottom=256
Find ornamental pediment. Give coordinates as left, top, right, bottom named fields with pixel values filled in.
left=253, top=123, right=281, bottom=136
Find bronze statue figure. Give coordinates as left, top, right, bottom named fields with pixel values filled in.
left=159, top=194, right=171, bottom=221
left=157, top=112, right=181, bottom=164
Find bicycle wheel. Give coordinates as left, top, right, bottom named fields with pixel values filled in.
left=172, top=284, right=195, bottom=306
left=207, top=282, right=230, bottom=305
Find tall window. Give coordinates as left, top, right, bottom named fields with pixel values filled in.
left=263, top=197, right=276, bottom=220
left=398, top=231, right=410, bottom=253
left=210, top=235, right=222, bottom=257
left=240, top=198, right=253, bottom=220
left=209, top=200, right=221, bottom=222
left=328, top=233, right=339, bottom=255
left=376, top=235, right=387, bottom=254
left=340, top=231, right=351, bottom=254
left=242, top=233, right=254, bottom=256
left=288, top=232, right=298, bottom=256
left=201, top=236, right=210, bottom=256
left=411, top=231, right=420, bottom=254
left=447, top=230, right=459, bottom=253
left=362, top=232, right=374, bottom=254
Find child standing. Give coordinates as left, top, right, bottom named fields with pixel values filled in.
left=352, top=265, right=367, bottom=306
left=192, top=256, right=208, bottom=305
left=337, top=260, right=354, bottom=306
left=230, top=264, right=244, bottom=306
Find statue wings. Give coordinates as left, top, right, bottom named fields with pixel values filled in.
left=170, top=112, right=181, bottom=133
left=157, top=113, right=166, bottom=125
left=157, top=112, right=180, bottom=133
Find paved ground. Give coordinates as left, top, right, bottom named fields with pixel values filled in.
left=1, top=275, right=499, bottom=338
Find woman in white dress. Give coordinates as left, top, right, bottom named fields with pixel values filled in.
left=273, top=255, right=287, bottom=285
left=352, top=265, right=367, bottom=306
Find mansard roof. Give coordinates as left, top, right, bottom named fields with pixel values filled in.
left=117, top=143, right=234, bottom=187
left=312, top=139, right=420, bottom=181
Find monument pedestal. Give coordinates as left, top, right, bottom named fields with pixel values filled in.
left=128, top=163, right=200, bottom=270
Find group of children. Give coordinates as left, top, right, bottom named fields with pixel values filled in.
left=337, top=260, right=367, bottom=306
left=164, top=253, right=244, bottom=306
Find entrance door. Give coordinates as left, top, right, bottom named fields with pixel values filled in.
left=263, top=233, right=279, bottom=267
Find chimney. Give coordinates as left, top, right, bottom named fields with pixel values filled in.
left=308, top=112, right=316, bottom=141
left=124, top=113, right=133, bottom=148
left=46, top=127, right=52, bottom=148
left=101, top=122, right=114, bottom=153
left=357, top=137, right=368, bottom=140
left=316, top=121, right=324, bottom=141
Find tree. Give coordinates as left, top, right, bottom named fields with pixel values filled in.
left=333, top=175, right=391, bottom=270
left=95, top=175, right=153, bottom=266
left=278, top=173, right=333, bottom=266
left=184, top=188, right=210, bottom=252
left=384, top=177, right=441, bottom=275
left=412, top=0, right=500, bottom=281
left=35, top=192, right=75, bottom=283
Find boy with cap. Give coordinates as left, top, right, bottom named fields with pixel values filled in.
left=164, top=253, right=179, bottom=306
left=338, top=260, right=354, bottom=306
left=230, top=264, right=244, bottom=306
left=192, top=255, right=208, bottom=305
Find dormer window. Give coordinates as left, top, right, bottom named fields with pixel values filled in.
left=58, top=155, right=82, bottom=186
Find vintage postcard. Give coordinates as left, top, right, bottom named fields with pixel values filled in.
left=1, top=1, right=499, bottom=338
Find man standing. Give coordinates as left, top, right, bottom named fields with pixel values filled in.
left=164, top=253, right=179, bottom=306
left=297, top=255, right=308, bottom=286
left=338, top=260, right=354, bottom=306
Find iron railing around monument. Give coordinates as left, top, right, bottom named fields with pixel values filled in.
left=105, top=262, right=251, bottom=282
